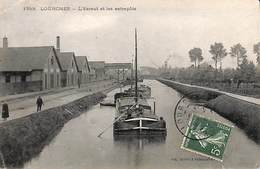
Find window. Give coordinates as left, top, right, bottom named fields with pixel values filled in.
left=21, top=75, right=26, bottom=82
left=5, top=74, right=10, bottom=83
left=51, top=56, right=54, bottom=65
left=57, top=74, right=60, bottom=87
left=71, top=74, right=74, bottom=85
left=50, top=74, right=54, bottom=88
left=44, top=73, right=48, bottom=89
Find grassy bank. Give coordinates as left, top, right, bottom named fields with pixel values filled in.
left=183, top=81, right=260, bottom=99
left=158, top=79, right=221, bottom=101
left=205, top=95, right=260, bottom=143
left=0, top=92, right=106, bottom=168
left=158, top=78, right=260, bottom=144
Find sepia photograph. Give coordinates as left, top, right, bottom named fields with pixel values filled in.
left=0, top=0, right=260, bottom=168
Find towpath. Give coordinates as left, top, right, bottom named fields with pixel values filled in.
left=0, top=80, right=118, bottom=124
left=162, top=79, right=260, bottom=105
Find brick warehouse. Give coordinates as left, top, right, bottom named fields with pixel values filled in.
left=0, top=37, right=62, bottom=95
left=0, top=36, right=129, bottom=96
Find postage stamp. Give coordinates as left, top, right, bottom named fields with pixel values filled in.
left=174, top=96, right=215, bottom=140
left=181, top=114, right=232, bottom=162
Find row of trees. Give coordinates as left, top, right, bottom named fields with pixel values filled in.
left=171, top=42, right=260, bottom=87
left=174, top=60, right=257, bottom=84
left=189, top=42, right=260, bottom=71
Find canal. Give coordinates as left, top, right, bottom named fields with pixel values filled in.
left=23, top=80, right=260, bottom=169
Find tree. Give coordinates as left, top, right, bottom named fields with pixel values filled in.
left=223, top=68, right=235, bottom=80
left=255, top=64, right=260, bottom=82
left=209, top=43, right=227, bottom=71
left=230, top=43, right=247, bottom=67
left=188, top=48, right=203, bottom=68
left=235, top=58, right=256, bottom=88
left=253, top=42, right=260, bottom=65
left=198, top=62, right=215, bottom=84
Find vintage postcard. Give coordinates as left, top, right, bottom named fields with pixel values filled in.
left=0, top=0, right=260, bottom=169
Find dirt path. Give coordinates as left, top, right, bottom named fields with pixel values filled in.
left=0, top=80, right=118, bottom=124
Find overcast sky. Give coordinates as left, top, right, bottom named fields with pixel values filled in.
left=1, top=0, right=260, bottom=68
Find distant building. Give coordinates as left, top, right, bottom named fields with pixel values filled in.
left=0, top=37, right=62, bottom=95
left=55, top=36, right=79, bottom=87
left=140, top=66, right=158, bottom=76
left=75, top=56, right=91, bottom=85
left=88, top=61, right=106, bottom=80
left=105, top=63, right=132, bottom=81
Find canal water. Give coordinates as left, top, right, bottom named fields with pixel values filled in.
left=24, top=80, right=260, bottom=169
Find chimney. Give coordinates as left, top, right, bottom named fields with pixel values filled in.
left=3, top=36, right=8, bottom=48
left=56, top=36, right=60, bottom=53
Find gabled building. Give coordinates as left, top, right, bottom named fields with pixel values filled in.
left=75, top=56, right=91, bottom=85
left=88, top=61, right=106, bottom=81
left=55, top=36, right=79, bottom=87
left=57, top=52, right=79, bottom=87
left=0, top=37, right=62, bottom=95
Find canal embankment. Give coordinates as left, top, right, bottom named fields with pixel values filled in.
left=0, top=88, right=111, bottom=168
left=157, top=79, right=221, bottom=101
left=158, top=78, right=260, bottom=144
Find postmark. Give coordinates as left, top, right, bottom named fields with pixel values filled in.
left=174, top=96, right=212, bottom=140
left=181, top=114, right=232, bottom=162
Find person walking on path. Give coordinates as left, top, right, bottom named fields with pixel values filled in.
left=36, top=96, right=44, bottom=112
left=78, top=77, right=81, bottom=89
left=1, top=101, right=9, bottom=121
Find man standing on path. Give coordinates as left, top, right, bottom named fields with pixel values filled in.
left=36, top=96, right=44, bottom=112
left=1, top=101, right=9, bottom=121
left=78, top=77, right=81, bottom=88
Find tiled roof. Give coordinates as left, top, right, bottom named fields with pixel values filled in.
left=57, top=52, right=78, bottom=71
left=75, top=56, right=86, bottom=71
left=0, top=46, right=59, bottom=72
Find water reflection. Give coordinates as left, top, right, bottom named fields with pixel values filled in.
left=113, top=134, right=166, bottom=148
left=113, top=135, right=166, bottom=168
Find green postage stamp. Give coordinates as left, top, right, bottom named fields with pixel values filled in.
left=181, top=114, right=232, bottom=162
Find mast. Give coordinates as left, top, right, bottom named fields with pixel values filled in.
left=131, top=58, right=133, bottom=89
left=135, top=28, right=138, bottom=103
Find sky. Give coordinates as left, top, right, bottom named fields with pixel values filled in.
left=0, top=0, right=260, bottom=68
